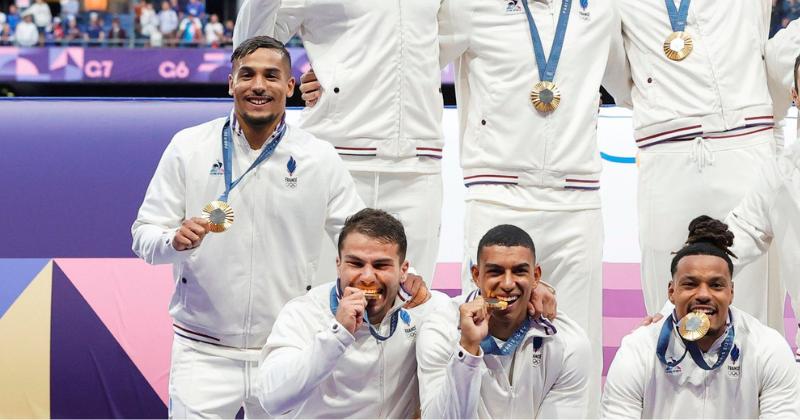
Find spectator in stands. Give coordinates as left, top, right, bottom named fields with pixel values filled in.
left=51, top=16, right=64, bottom=42
left=0, top=22, right=11, bottom=45
left=158, top=0, right=177, bottom=45
left=84, top=12, right=105, bottom=43
left=64, top=14, right=81, bottom=42
left=177, top=9, right=202, bottom=46
left=107, top=15, right=127, bottom=46
left=0, top=9, right=5, bottom=28
left=204, top=13, right=222, bottom=47
left=185, top=0, right=204, bottom=20
left=222, top=18, right=233, bottom=45
left=784, top=0, right=800, bottom=26
left=60, top=0, right=79, bottom=20
left=139, top=1, right=161, bottom=46
left=28, top=0, right=52, bottom=33
left=6, top=5, right=19, bottom=32
left=15, top=12, right=39, bottom=47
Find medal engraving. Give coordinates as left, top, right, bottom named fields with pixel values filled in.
left=663, top=31, right=693, bottom=61
left=530, top=81, right=562, bottom=113
left=202, top=200, right=234, bottom=233
left=678, top=311, right=710, bottom=341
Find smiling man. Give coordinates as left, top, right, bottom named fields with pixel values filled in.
left=256, top=208, right=446, bottom=418
left=417, top=224, right=591, bottom=418
left=131, top=36, right=365, bottom=418
left=602, top=216, right=800, bottom=418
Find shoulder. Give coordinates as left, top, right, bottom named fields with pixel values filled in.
left=734, top=307, right=790, bottom=351
left=418, top=294, right=462, bottom=334
left=168, top=117, right=226, bottom=152
left=279, top=282, right=334, bottom=320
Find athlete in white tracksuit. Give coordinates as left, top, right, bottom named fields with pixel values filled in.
left=418, top=302, right=591, bottom=418
left=131, top=39, right=364, bottom=417
left=232, top=0, right=445, bottom=286
left=259, top=282, right=450, bottom=418
left=417, top=224, right=591, bottom=418
left=603, top=0, right=800, bottom=334
left=438, top=0, right=620, bottom=412
left=602, top=307, right=800, bottom=418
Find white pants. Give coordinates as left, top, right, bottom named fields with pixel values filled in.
left=315, top=171, right=443, bottom=287
left=461, top=199, right=604, bottom=416
left=637, top=131, right=784, bottom=332
left=169, top=337, right=267, bottom=419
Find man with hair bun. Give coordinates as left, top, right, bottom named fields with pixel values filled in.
left=602, top=215, right=800, bottom=418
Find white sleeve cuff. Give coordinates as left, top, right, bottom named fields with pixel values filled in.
left=329, top=321, right=355, bottom=347
left=455, top=344, right=484, bottom=368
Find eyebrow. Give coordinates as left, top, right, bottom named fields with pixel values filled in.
left=343, top=255, right=395, bottom=264
left=484, top=262, right=530, bottom=270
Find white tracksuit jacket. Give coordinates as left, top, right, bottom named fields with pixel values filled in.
left=131, top=116, right=364, bottom=352
left=257, top=282, right=451, bottom=418
left=605, top=0, right=780, bottom=146
left=726, top=142, right=800, bottom=335
left=439, top=0, right=620, bottom=207
left=417, top=295, right=592, bottom=419
left=233, top=0, right=444, bottom=174
left=765, top=18, right=800, bottom=151
left=602, top=306, right=800, bottom=418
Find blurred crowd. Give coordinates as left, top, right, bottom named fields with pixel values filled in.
left=0, top=0, right=235, bottom=48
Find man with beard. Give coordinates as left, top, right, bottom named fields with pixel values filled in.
left=602, top=216, right=800, bottom=418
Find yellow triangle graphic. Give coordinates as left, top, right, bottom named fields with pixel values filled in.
left=0, top=261, right=52, bottom=418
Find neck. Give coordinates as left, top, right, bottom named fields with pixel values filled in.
left=488, top=312, right=527, bottom=341
left=237, top=112, right=283, bottom=150
left=695, top=327, right=725, bottom=352
left=366, top=296, right=397, bottom=325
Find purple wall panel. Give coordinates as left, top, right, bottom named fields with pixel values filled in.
left=0, top=98, right=232, bottom=257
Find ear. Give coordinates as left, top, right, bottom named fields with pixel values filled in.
left=335, top=255, right=342, bottom=279
left=400, top=259, right=410, bottom=278
left=286, top=77, right=296, bottom=98
left=792, top=87, right=798, bottom=105
left=729, top=280, right=734, bottom=304
left=667, top=280, right=675, bottom=304
left=228, top=73, right=234, bottom=97
left=471, top=263, right=480, bottom=288
left=531, top=264, right=542, bottom=288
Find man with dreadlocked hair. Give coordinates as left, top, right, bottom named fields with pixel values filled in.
left=601, top=216, right=800, bottom=419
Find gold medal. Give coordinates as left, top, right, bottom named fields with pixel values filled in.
left=530, top=81, right=561, bottom=113
left=359, top=288, right=381, bottom=300
left=484, top=297, right=508, bottom=311
left=202, top=200, right=234, bottom=233
left=663, top=31, right=693, bottom=61
left=677, top=311, right=710, bottom=341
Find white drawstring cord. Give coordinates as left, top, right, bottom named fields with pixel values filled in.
left=690, top=136, right=714, bottom=172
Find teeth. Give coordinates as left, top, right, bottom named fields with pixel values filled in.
left=497, top=296, right=518, bottom=303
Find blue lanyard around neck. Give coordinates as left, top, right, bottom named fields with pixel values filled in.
left=328, top=282, right=402, bottom=342
left=520, top=0, right=573, bottom=83
left=219, top=116, right=286, bottom=202
left=664, top=0, right=691, bottom=32
left=480, top=316, right=533, bottom=356
left=656, top=311, right=735, bottom=371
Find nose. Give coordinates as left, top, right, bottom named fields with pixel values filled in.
left=251, top=75, right=267, bottom=94
left=499, top=270, right=515, bottom=290
left=694, top=283, right=712, bottom=302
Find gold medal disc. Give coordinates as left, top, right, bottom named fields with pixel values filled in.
left=663, top=31, right=693, bottom=61
left=677, top=311, right=711, bottom=341
left=530, top=81, right=561, bottom=113
left=202, top=200, right=234, bottom=233
left=359, top=288, right=381, bottom=300
left=484, top=297, right=508, bottom=311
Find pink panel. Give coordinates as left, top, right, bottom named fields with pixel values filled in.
left=432, top=262, right=462, bottom=291
left=602, top=263, right=642, bottom=290
left=603, top=316, right=644, bottom=347
left=54, top=259, right=173, bottom=405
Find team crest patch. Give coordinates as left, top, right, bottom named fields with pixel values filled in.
left=285, top=156, right=298, bottom=188
left=664, top=358, right=682, bottom=375
left=505, top=0, right=523, bottom=14
left=400, top=310, right=417, bottom=340
left=532, top=336, right=543, bottom=367
left=209, top=160, right=224, bottom=175
left=727, top=345, right=741, bottom=379
left=578, top=0, right=590, bottom=20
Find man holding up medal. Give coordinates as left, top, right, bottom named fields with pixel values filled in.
left=417, top=224, right=592, bottom=419
left=602, top=216, right=800, bottom=418
left=438, top=0, right=621, bottom=412
left=603, top=0, right=800, bottom=335
left=131, top=36, right=365, bottom=417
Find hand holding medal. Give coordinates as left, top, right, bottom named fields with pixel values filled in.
left=172, top=217, right=211, bottom=251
